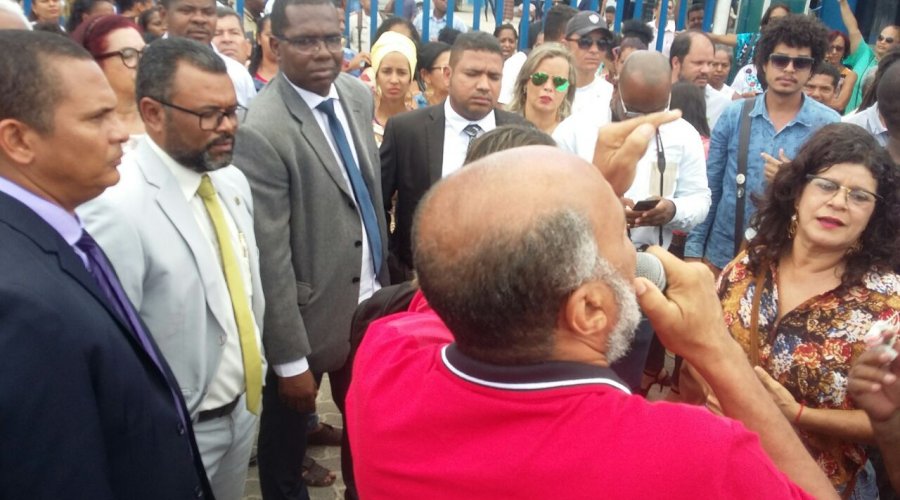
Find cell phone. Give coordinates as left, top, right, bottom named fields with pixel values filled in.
left=632, top=199, right=661, bottom=212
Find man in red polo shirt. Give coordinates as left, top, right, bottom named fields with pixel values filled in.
left=346, top=146, right=837, bottom=499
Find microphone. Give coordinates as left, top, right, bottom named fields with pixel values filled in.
left=636, top=251, right=667, bottom=292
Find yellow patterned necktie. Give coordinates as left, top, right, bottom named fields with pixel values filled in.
left=197, top=175, right=262, bottom=414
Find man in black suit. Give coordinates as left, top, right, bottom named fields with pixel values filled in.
left=381, top=31, right=530, bottom=281
left=0, top=30, right=212, bottom=500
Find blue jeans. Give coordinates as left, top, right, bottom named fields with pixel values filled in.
left=841, top=460, right=879, bottom=500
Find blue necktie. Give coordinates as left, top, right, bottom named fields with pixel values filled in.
left=316, top=98, right=382, bottom=274
left=77, top=231, right=188, bottom=429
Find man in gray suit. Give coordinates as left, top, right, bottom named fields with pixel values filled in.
left=79, top=38, right=265, bottom=500
left=232, top=0, right=388, bottom=497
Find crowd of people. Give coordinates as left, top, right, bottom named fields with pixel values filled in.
left=1, top=0, right=900, bottom=498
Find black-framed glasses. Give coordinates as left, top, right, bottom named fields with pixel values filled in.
left=827, top=44, right=845, bottom=54
left=768, top=54, right=815, bottom=71
left=275, top=34, right=343, bottom=54
left=878, top=34, right=896, bottom=44
left=806, top=175, right=881, bottom=206
left=569, top=36, right=611, bottom=51
left=96, top=47, right=143, bottom=69
left=530, top=72, right=570, bottom=92
left=156, top=99, right=245, bottom=131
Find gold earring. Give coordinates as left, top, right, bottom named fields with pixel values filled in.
left=788, top=214, right=798, bottom=239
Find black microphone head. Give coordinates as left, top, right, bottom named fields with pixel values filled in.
left=635, top=251, right=667, bottom=291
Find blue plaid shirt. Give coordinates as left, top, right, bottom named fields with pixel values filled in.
left=685, top=93, right=840, bottom=269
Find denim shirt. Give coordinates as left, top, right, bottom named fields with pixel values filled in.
left=685, top=93, right=840, bottom=269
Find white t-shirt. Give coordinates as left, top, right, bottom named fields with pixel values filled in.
left=571, top=76, right=614, bottom=123
left=705, top=84, right=731, bottom=133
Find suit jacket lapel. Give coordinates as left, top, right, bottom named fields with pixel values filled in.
left=426, top=105, right=445, bottom=185
left=276, top=76, right=355, bottom=200
left=0, top=191, right=166, bottom=371
left=136, top=141, right=235, bottom=335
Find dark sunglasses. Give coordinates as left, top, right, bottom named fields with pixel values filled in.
left=530, top=72, right=570, bottom=92
left=570, top=37, right=611, bottom=51
left=878, top=34, right=896, bottom=44
left=768, top=54, right=815, bottom=71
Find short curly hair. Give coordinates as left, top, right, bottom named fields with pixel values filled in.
left=753, top=14, right=829, bottom=92
left=747, top=123, right=900, bottom=286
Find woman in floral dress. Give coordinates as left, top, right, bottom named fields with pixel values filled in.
left=715, top=123, right=900, bottom=497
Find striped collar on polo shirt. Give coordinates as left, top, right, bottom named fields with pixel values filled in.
left=441, top=344, right=631, bottom=394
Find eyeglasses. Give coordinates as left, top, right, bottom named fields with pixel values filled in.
left=529, top=72, right=570, bottom=92
left=827, top=44, right=845, bottom=53
left=155, top=99, right=245, bottom=131
left=430, top=65, right=450, bottom=72
left=768, top=54, right=815, bottom=71
left=569, top=36, right=611, bottom=51
left=806, top=175, right=881, bottom=206
left=878, top=34, right=896, bottom=44
left=276, top=34, right=343, bottom=54
left=95, top=47, right=143, bottom=69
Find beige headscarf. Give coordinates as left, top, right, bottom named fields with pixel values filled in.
left=370, top=30, right=417, bottom=75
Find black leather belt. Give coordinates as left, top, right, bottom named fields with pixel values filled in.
left=197, top=395, right=240, bottom=422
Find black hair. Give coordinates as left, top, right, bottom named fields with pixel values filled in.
left=688, top=3, right=703, bottom=15
left=137, top=6, right=162, bottom=41
left=449, top=31, right=502, bottom=68
left=270, top=0, right=333, bottom=37
left=116, top=0, right=146, bottom=14
left=749, top=123, right=900, bottom=285
left=753, top=14, right=829, bottom=93
left=66, top=0, right=113, bottom=32
left=860, top=47, right=900, bottom=112
left=542, top=4, right=577, bottom=42
left=373, top=15, right=421, bottom=48
left=438, top=26, right=461, bottom=45
left=415, top=40, right=450, bottom=89
left=135, top=37, right=227, bottom=105
left=464, top=125, right=554, bottom=164
left=670, top=80, right=710, bottom=137
left=248, top=14, right=272, bottom=77
left=0, top=31, right=93, bottom=133
left=216, top=5, right=242, bottom=24
left=621, top=19, right=654, bottom=46
left=493, top=23, right=517, bottom=39
left=877, top=52, right=900, bottom=133
left=760, top=2, right=790, bottom=28
left=812, top=61, right=841, bottom=89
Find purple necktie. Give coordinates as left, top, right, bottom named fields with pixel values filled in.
left=76, top=230, right=187, bottom=428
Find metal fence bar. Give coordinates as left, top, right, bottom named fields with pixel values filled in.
left=422, top=0, right=431, bottom=40
left=395, top=0, right=403, bottom=17
left=676, top=0, right=687, bottom=30
left=614, top=0, right=624, bottom=32
left=702, top=0, right=716, bottom=32
left=371, top=0, right=379, bottom=48
left=634, top=0, right=644, bottom=22
left=473, top=0, right=483, bottom=30
left=446, top=0, right=455, bottom=37
left=655, top=0, right=668, bottom=51
left=518, top=0, right=530, bottom=49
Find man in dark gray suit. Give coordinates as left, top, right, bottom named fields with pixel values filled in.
left=232, top=0, right=388, bottom=497
left=380, top=31, right=530, bottom=282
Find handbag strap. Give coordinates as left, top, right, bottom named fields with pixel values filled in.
left=733, top=98, right=755, bottom=257
left=748, top=265, right=767, bottom=367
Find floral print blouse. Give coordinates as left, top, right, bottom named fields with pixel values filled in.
left=718, top=252, right=900, bottom=489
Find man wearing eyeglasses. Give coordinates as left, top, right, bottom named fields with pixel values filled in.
left=160, top=0, right=257, bottom=106
left=685, top=14, right=840, bottom=275
left=565, top=11, right=615, bottom=121
left=232, top=0, right=390, bottom=497
left=79, top=38, right=264, bottom=500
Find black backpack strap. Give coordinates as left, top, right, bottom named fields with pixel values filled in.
left=733, top=97, right=755, bottom=257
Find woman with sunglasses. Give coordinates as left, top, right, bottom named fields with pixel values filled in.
left=72, top=15, right=146, bottom=150
left=507, top=43, right=576, bottom=135
left=838, top=0, right=900, bottom=114
left=823, top=30, right=857, bottom=114
left=687, top=124, right=900, bottom=497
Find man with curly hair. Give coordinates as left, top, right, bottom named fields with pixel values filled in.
left=685, top=14, right=840, bottom=273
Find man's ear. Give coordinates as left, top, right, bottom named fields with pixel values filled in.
left=0, top=119, right=39, bottom=167
left=562, top=282, right=614, bottom=339
left=138, top=97, right=165, bottom=134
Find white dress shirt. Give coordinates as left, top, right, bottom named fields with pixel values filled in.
left=843, top=103, right=889, bottom=147
left=555, top=116, right=710, bottom=249
left=214, top=45, right=257, bottom=107
left=442, top=99, right=496, bottom=177
left=146, top=137, right=266, bottom=410
left=499, top=51, right=527, bottom=105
